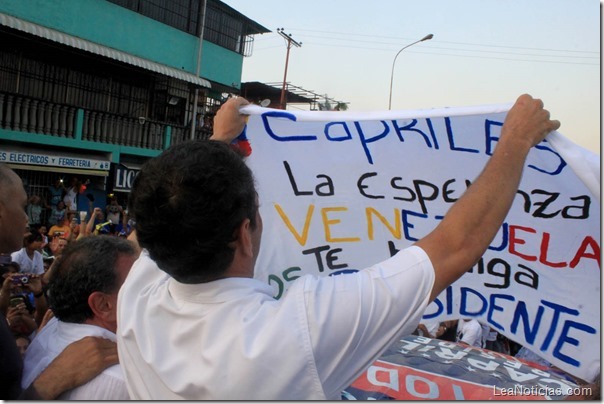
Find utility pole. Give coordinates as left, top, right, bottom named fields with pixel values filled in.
left=277, top=28, right=301, bottom=110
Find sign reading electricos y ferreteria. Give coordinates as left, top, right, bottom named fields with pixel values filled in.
left=240, top=103, right=600, bottom=383
left=0, top=149, right=110, bottom=170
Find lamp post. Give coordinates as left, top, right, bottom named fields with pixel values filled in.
left=388, top=33, right=433, bottom=110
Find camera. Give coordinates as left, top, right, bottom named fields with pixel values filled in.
left=10, top=296, right=25, bottom=307
left=12, top=275, right=30, bottom=285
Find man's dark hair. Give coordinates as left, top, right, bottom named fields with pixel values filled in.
left=47, top=236, right=136, bottom=323
left=129, top=140, right=257, bottom=283
left=24, top=231, right=43, bottom=245
left=0, top=262, right=19, bottom=277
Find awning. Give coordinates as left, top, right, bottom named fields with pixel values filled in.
left=0, top=13, right=211, bottom=89
left=6, top=163, right=109, bottom=177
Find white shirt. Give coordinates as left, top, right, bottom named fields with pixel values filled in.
left=63, top=187, right=77, bottom=211
left=117, top=246, right=434, bottom=400
left=11, top=248, right=44, bottom=275
left=457, top=319, right=483, bottom=348
left=22, top=317, right=129, bottom=400
left=480, top=322, right=493, bottom=347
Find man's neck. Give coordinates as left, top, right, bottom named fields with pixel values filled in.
left=83, top=318, right=116, bottom=334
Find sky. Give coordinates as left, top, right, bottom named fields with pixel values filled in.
left=221, top=0, right=600, bottom=155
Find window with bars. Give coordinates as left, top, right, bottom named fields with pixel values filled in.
left=106, top=0, right=255, bottom=56
left=204, top=6, right=245, bottom=54
left=0, top=30, right=195, bottom=126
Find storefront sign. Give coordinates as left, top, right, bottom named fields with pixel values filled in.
left=0, top=149, right=110, bottom=170
left=113, top=164, right=139, bottom=192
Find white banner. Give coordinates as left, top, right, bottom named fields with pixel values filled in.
left=241, top=104, right=600, bottom=382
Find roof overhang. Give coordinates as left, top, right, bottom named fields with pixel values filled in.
left=241, top=81, right=315, bottom=104
left=0, top=12, right=211, bottom=89
left=213, top=1, right=270, bottom=35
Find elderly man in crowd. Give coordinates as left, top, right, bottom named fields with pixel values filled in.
left=22, top=235, right=137, bottom=400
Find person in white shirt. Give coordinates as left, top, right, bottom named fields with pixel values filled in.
left=11, top=231, right=44, bottom=275
left=62, top=178, right=80, bottom=212
left=456, top=319, right=483, bottom=348
left=480, top=321, right=499, bottom=351
left=117, top=95, right=559, bottom=400
left=22, top=236, right=138, bottom=400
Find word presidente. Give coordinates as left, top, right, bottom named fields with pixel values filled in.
left=424, top=286, right=596, bottom=368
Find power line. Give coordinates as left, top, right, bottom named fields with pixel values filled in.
left=286, top=27, right=598, bottom=55
left=296, top=33, right=598, bottom=59
left=299, top=41, right=598, bottom=66
left=289, top=35, right=597, bottom=61
left=250, top=30, right=598, bottom=66
left=410, top=49, right=599, bottom=66
left=252, top=33, right=598, bottom=66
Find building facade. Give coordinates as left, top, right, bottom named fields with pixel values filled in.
left=0, top=0, right=268, bottom=221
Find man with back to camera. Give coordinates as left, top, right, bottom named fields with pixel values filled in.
left=22, top=235, right=138, bottom=399
left=117, top=95, right=560, bottom=399
left=0, top=163, right=120, bottom=399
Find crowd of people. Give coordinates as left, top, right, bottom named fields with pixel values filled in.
left=1, top=164, right=121, bottom=399
left=28, top=179, right=133, bottom=245
left=414, top=318, right=519, bottom=355
left=2, top=189, right=133, bottom=332
left=0, top=95, right=598, bottom=400
left=0, top=174, right=136, bottom=398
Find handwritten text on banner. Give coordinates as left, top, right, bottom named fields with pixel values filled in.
left=241, top=104, right=600, bottom=382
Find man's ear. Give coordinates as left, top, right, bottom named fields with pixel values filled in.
left=87, top=291, right=113, bottom=320
left=231, top=218, right=253, bottom=257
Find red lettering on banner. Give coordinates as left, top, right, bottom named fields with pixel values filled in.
left=509, top=225, right=537, bottom=262
left=509, top=226, right=600, bottom=269
left=569, top=236, right=601, bottom=269
left=539, top=232, right=566, bottom=268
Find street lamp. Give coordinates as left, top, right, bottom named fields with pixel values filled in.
left=388, top=34, right=433, bottom=110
